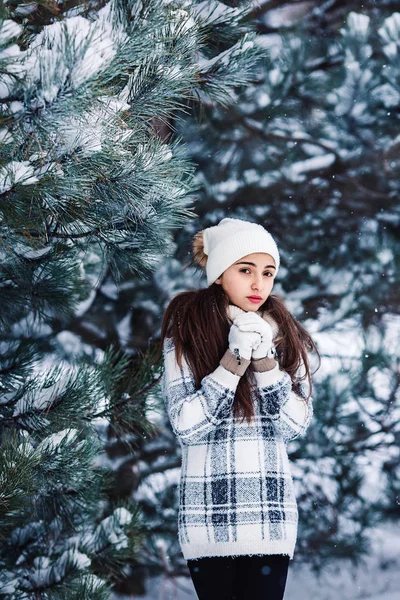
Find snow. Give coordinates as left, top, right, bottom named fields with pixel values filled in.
left=0, top=161, right=39, bottom=194
left=212, top=179, right=241, bottom=199
left=13, top=243, right=52, bottom=260
left=262, top=2, right=314, bottom=29
left=82, top=508, right=133, bottom=552
left=12, top=364, right=76, bottom=417
left=193, top=0, right=241, bottom=22
left=80, top=573, right=106, bottom=590
left=379, top=13, right=400, bottom=53
left=19, top=549, right=91, bottom=589
left=282, top=154, right=336, bottom=183
left=11, top=312, right=53, bottom=337
left=372, top=84, right=400, bottom=108
left=255, top=89, right=271, bottom=108
left=0, top=156, right=63, bottom=192
left=0, top=19, right=22, bottom=42
left=369, top=595, right=400, bottom=600
left=0, top=4, right=141, bottom=170
left=197, top=32, right=256, bottom=71
left=9, top=101, right=24, bottom=113
left=269, top=67, right=285, bottom=87
left=319, top=268, right=353, bottom=295
left=259, top=170, right=281, bottom=188
left=367, top=366, right=396, bottom=402
left=55, top=331, right=87, bottom=357
left=0, top=79, right=11, bottom=99
left=100, top=279, right=119, bottom=300
left=111, top=523, right=400, bottom=600
left=113, top=507, right=132, bottom=527
left=378, top=249, right=394, bottom=265
left=168, top=9, right=195, bottom=34
left=243, top=169, right=259, bottom=185
left=342, top=12, right=370, bottom=39
left=134, top=469, right=181, bottom=505
left=117, top=312, right=132, bottom=348
left=74, top=289, right=102, bottom=319
left=26, top=12, right=120, bottom=98
left=0, top=43, right=22, bottom=62
left=58, top=548, right=91, bottom=572
left=256, top=33, right=283, bottom=58
left=381, top=313, right=400, bottom=356
left=36, top=429, right=79, bottom=454
left=0, top=577, right=18, bottom=594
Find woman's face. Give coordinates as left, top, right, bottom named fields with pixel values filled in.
left=215, top=252, right=276, bottom=312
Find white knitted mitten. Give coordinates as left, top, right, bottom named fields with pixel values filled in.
left=228, top=323, right=261, bottom=362
left=232, top=311, right=275, bottom=360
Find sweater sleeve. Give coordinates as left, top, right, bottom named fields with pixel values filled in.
left=252, top=357, right=313, bottom=443
left=162, top=337, right=242, bottom=445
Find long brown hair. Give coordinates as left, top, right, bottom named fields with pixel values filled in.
left=156, top=283, right=321, bottom=424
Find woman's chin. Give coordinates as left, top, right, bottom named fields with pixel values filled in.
left=237, top=302, right=260, bottom=312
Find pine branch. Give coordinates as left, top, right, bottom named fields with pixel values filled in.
left=242, top=117, right=342, bottom=161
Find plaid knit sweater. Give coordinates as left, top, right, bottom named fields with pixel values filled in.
left=162, top=306, right=313, bottom=561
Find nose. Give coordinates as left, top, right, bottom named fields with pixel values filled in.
left=251, top=273, right=264, bottom=291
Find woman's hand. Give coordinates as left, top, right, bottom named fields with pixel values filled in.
left=233, top=312, right=275, bottom=360
left=228, top=323, right=261, bottom=361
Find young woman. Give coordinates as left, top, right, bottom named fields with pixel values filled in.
left=159, top=217, right=320, bottom=600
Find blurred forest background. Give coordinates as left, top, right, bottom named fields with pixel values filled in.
left=1, top=1, right=399, bottom=599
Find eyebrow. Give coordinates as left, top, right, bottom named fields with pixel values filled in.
left=235, top=261, right=276, bottom=270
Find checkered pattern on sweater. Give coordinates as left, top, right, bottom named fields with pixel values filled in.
left=162, top=336, right=313, bottom=561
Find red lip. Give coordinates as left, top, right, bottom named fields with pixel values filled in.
left=247, top=296, right=262, bottom=301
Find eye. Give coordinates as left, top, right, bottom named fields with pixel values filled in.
left=239, top=268, right=273, bottom=277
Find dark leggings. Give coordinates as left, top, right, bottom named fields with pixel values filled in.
left=187, top=553, right=290, bottom=600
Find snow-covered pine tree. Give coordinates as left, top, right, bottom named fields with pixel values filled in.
left=119, top=1, right=400, bottom=580
left=5, top=2, right=265, bottom=593
left=0, top=0, right=264, bottom=596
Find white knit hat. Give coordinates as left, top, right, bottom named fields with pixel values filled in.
left=193, top=218, right=280, bottom=286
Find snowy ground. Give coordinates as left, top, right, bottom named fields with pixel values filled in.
left=112, top=522, right=400, bottom=599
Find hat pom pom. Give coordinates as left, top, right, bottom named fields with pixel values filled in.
left=192, top=231, right=208, bottom=269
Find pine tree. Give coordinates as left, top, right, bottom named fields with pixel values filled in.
left=0, top=0, right=263, bottom=596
